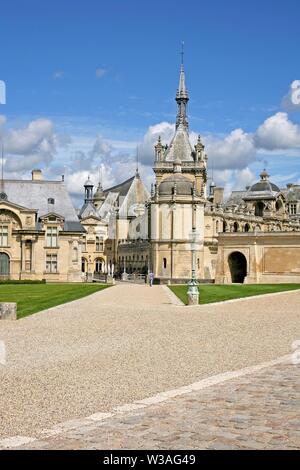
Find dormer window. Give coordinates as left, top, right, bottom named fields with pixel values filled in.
left=48, top=198, right=55, bottom=205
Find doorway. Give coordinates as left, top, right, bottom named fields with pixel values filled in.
left=228, top=252, right=247, bottom=283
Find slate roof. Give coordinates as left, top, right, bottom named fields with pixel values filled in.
left=1, top=179, right=84, bottom=232
left=282, top=185, right=300, bottom=202
left=164, top=125, right=194, bottom=162
left=103, top=176, right=136, bottom=197
left=225, top=191, right=247, bottom=206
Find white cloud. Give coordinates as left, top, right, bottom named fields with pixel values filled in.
left=282, top=80, right=300, bottom=111
left=138, top=122, right=175, bottom=166
left=204, top=129, right=256, bottom=170
left=0, top=115, right=6, bottom=127
left=96, top=68, right=107, bottom=79
left=214, top=168, right=256, bottom=198
left=2, top=118, right=71, bottom=174
left=255, top=112, right=300, bottom=150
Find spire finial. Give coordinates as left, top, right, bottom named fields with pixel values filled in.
left=180, top=41, right=184, bottom=66
left=176, top=42, right=189, bottom=130
left=136, top=145, right=139, bottom=177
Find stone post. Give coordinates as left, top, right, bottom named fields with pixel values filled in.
left=0, top=303, right=17, bottom=320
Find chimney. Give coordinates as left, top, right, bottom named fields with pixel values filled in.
left=213, top=187, right=224, bottom=205
left=32, top=169, right=43, bottom=181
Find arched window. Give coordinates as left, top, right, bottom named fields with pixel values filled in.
left=216, top=220, right=219, bottom=234
left=223, top=221, right=227, bottom=233
left=163, top=258, right=167, bottom=269
left=233, top=222, right=239, bottom=232
left=95, top=258, right=104, bottom=273
left=244, top=223, right=250, bottom=233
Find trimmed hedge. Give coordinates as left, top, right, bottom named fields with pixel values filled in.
left=0, top=279, right=46, bottom=285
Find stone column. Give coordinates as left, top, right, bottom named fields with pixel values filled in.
left=21, top=240, right=26, bottom=272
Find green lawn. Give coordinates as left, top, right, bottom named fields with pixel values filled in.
left=169, top=284, right=300, bottom=306
left=0, top=283, right=110, bottom=319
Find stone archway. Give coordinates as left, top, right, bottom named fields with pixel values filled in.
left=95, top=258, right=105, bottom=273
left=228, top=252, right=247, bottom=283
left=0, top=252, right=10, bottom=278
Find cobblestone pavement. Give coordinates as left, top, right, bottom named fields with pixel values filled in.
left=1, top=285, right=300, bottom=440
left=17, top=361, right=300, bottom=450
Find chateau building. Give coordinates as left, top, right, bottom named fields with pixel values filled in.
left=1, top=61, right=300, bottom=283
left=0, top=170, right=84, bottom=281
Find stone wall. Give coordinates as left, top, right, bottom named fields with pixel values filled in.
left=216, top=232, right=300, bottom=284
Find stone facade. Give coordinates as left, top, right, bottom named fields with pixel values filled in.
left=0, top=171, right=84, bottom=282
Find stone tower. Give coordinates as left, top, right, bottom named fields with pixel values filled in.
left=149, top=59, right=207, bottom=281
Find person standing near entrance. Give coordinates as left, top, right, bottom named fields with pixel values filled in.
left=149, top=272, right=154, bottom=287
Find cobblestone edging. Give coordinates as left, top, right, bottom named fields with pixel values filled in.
left=0, top=354, right=294, bottom=450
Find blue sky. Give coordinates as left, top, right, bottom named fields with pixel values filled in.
left=0, top=0, right=300, bottom=202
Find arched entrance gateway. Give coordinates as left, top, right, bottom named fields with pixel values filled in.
left=228, top=252, right=247, bottom=283
left=0, top=252, right=10, bottom=278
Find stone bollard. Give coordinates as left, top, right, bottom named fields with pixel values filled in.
left=106, top=275, right=115, bottom=285
left=0, top=303, right=17, bottom=320
left=187, top=282, right=200, bottom=306
left=187, top=292, right=199, bottom=306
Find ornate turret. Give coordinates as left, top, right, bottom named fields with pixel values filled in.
left=84, top=176, right=94, bottom=203
left=152, top=48, right=208, bottom=197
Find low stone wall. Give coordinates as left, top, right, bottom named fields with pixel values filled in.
left=0, top=303, right=17, bottom=320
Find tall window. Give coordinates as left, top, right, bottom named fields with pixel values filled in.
left=46, top=254, right=58, bottom=273
left=95, top=258, right=103, bottom=273
left=0, top=225, right=8, bottom=247
left=81, top=257, right=87, bottom=273
left=82, top=236, right=87, bottom=252
left=289, top=203, right=297, bottom=215
left=46, top=227, right=58, bottom=247
left=95, top=236, right=104, bottom=252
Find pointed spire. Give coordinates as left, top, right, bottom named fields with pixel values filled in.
left=176, top=42, right=189, bottom=130
left=135, top=145, right=140, bottom=177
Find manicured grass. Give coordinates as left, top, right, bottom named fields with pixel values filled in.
left=0, top=283, right=110, bottom=319
left=169, top=284, right=300, bottom=306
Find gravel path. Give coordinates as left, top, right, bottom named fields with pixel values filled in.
left=0, top=284, right=300, bottom=439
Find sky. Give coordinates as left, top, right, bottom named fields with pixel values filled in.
left=0, top=0, right=300, bottom=205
